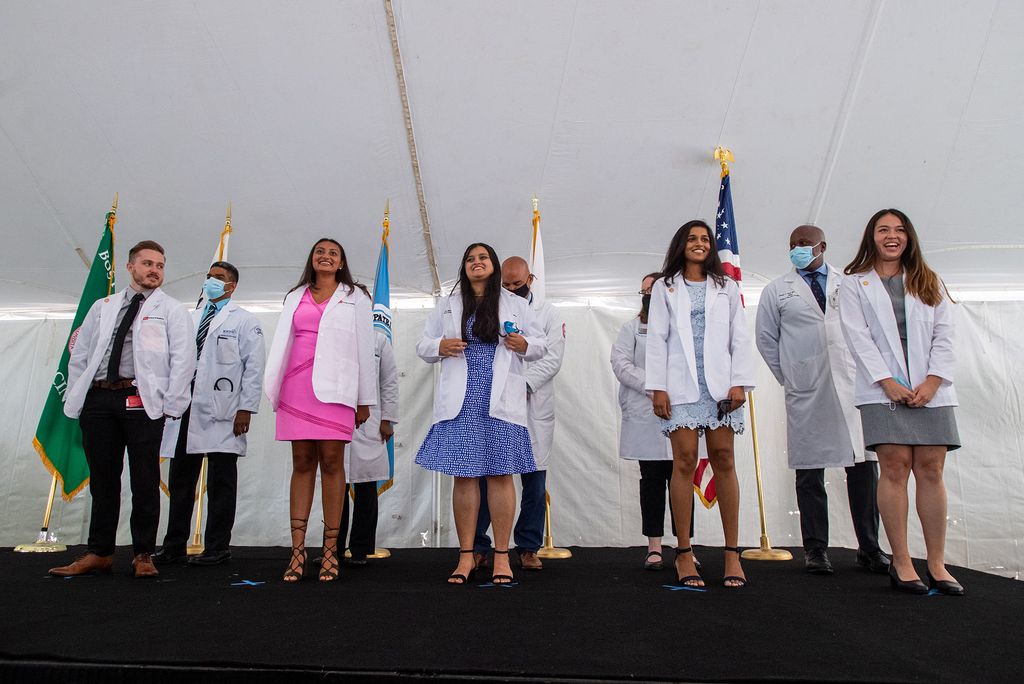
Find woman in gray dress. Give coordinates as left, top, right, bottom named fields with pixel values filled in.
left=839, top=208, right=963, bottom=595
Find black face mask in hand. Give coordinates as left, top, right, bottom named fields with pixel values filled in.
left=511, top=283, right=530, bottom=299
left=641, top=294, right=651, bottom=312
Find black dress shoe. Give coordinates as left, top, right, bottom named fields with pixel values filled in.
left=927, top=571, right=965, bottom=596
left=804, top=548, right=834, bottom=575
left=152, top=548, right=188, bottom=566
left=187, top=550, right=232, bottom=566
left=889, top=564, right=928, bottom=594
left=856, top=549, right=892, bottom=574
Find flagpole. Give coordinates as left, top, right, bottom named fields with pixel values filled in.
left=16, top=193, right=118, bottom=553
left=712, top=149, right=789, bottom=561
left=186, top=204, right=233, bottom=556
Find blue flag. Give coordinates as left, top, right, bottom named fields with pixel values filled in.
left=373, top=213, right=395, bottom=494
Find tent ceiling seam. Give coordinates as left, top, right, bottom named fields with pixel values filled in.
left=807, top=0, right=886, bottom=225
left=385, top=0, right=441, bottom=296
left=537, top=0, right=580, bottom=193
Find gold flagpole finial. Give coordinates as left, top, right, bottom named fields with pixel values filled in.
left=532, top=195, right=539, bottom=213
left=384, top=199, right=390, bottom=218
left=714, top=146, right=734, bottom=177
left=224, top=202, right=232, bottom=232
left=111, top=193, right=119, bottom=213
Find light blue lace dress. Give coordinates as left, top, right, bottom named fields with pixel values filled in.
left=661, top=279, right=745, bottom=436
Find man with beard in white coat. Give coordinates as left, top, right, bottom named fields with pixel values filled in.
left=154, top=261, right=265, bottom=567
left=474, top=256, right=565, bottom=571
left=755, top=225, right=889, bottom=575
left=50, top=240, right=195, bottom=579
left=339, top=328, right=399, bottom=565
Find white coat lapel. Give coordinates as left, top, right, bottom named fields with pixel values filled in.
left=824, top=265, right=842, bottom=317
left=788, top=270, right=824, bottom=319
left=863, top=270, right=908, bottom=378
left=208, top=302, right=235, bottom=336
left=671, top=278, right=697, bottom=370
left=322, top=287, right=346, bottom=318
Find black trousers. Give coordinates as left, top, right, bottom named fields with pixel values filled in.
left=795, top=461, right=881, bottom=553
left=638, top=460, right=695, bottom=539
left=340, top=482, right=378, bottom=559
left=79, top=387, right=164, bottom=556
left=162, top=407, right=239, bottom=555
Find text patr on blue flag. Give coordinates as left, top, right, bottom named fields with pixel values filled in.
left=373, top=208, right=394, bottom=494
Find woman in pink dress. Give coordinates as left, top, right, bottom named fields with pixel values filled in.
left=264, top=238, right=376, bottom=582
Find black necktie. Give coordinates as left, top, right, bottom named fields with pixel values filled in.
left=107, top=292, right=145, bottom=381
left=808, top=273, right=826, bottom=313
left=195, top=303, right=217, bottom=360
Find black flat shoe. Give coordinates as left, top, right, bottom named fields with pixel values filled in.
left=889, top=564, right=928, bottom=594
left=187, top=550, right=231, bottom=566
left=927, top=571, right=965, bottom=596
left=152, top=548, right=187, bottom=566
left=804, top=548, right=834, bottom=575
left=856, top=549, right=892, bottom=574
left=644, top=550, right=664, bottom=571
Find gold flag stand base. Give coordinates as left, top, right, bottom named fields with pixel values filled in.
left=15, top=532, right=66, bottom=554
left=536, top=492, right=572, bottom=559
left=741, top=534, right=793, bottom=561
left=345, top=548, right=391, bottom=559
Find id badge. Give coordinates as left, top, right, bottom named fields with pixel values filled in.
left=125, top=394, right=145, bottom=411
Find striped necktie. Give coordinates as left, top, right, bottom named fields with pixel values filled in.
left=195, top=303, right=217, bottom=360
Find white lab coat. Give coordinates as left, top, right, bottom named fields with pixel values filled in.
left=160, top=301, right=266, bottom=457
left=610, top=317, right=672, bottom=460
left=839, top=270, right=957, bottom=408
left=644, top=275, right=756, bottom=402
left=755, top=265, right=870, bottom=469
left=345, top=332, right=399, bottom=483
left=416, top=288, right=546, bottom=428
left=264, top=285, right=377, bottom=411
left=64, top=288, right=196, bottom=420
left=523, top=298, right=565, bottom=471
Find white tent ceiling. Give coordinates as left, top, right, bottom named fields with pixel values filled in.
left=1, top=0, right=1022, bottom=309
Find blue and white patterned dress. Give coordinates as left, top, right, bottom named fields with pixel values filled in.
left=415, top=314, right=537, bottom=477
left=661, top=280, right=745, bottom=436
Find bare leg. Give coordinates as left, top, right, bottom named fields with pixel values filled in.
left=485, top=475, right=516, bottom=582
left=875, top=444, right=917, bottom=581
left=668, top=427, right=701, bottom=585
left=450, top=476, right=480, bottom=583
left=912, top=446, right=957, bottom=583
left=286, top=441, right=318, bottom=580
left=706, top=426, right=744, bottom=585
left=317, top=440, right=346, bottom=580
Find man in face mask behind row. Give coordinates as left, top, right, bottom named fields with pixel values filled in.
left=155, top=261, right=266, bottom=567
left=755, top=225, right=890, bottom=576
left=474, top=255, right=566, bottom=571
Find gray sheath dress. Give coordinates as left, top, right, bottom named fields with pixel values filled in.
left=859, top=276, right=960, bottom=451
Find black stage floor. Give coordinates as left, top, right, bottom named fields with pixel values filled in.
left=1, top=545, right=1020, bottom=683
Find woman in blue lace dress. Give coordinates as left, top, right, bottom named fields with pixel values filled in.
left=415, top=243, right=546, bottom=585
left=645, top=220, right=757, bottom=588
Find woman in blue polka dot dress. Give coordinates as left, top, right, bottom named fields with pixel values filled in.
left=415, top=243, right=547, bottom=585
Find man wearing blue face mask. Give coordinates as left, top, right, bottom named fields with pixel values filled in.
left=755, top=226, right=888, bottom=576
left=155, top=261, right=266, bottom=566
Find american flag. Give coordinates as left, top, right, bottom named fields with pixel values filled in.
left=715, top=171, right=742, bottom=283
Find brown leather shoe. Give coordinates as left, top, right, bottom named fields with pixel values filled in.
left=49, top=553, right=114, bottom=577
left=131, top=553, right=159, bottom=578
left=473, top=551, right=490, bottom=571
left=519, top=550, right=543, bottom=571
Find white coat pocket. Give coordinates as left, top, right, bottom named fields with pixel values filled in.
left=215, top=336, right=241, bottom=365
left=329, top=303, right=356, bottom=330
left=138, top=319, right=168, bottom=353
left=211, top=387, right=239, bottom=421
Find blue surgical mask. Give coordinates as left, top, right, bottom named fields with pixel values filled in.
left=789, top=243, right=821, bottom=270
left=203, top=277, right=228, bottom=300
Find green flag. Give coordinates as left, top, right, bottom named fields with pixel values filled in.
left=33, top=210, right=116, bottom=499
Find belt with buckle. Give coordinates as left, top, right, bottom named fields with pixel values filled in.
left=92, top=379, right=136, bottom=390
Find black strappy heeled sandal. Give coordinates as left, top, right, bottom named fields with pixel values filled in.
left=491, top=549, right=515, bottom=585
left=722, top=546, right=748, bottom=588
left=448, top=549, right=476, bottom=585
left=674, top=546, right=705, bottom=587
left=319, top=523, right=341, bottom=582
left=283, top=517, right=308, bottom=582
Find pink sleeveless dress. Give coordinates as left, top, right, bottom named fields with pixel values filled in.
left=275, top=289, right=356, bottom=442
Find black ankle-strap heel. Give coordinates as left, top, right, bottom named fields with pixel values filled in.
left=448, top=549, right=475, bottom=585
left=491, top=549, right=514, bottom=585
left=674, top=547, right=704, bottom=587
left=722, top=546, right=748, bottom=588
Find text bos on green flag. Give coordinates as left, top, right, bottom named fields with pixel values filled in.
left=33, top=213, right=116, bottom=499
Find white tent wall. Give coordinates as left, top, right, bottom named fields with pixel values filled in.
left=2, top=298, right=1022, bottom=578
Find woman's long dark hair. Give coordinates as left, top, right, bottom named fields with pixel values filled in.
left=456, top=242, right=502, bottom=343
left=843, top=208, right=946, bottom=306
left=659, top=220, right=726, bottom=287
left=637, top=271, right=661, bottom=324
left=289, top=238, right=364, bottom=296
